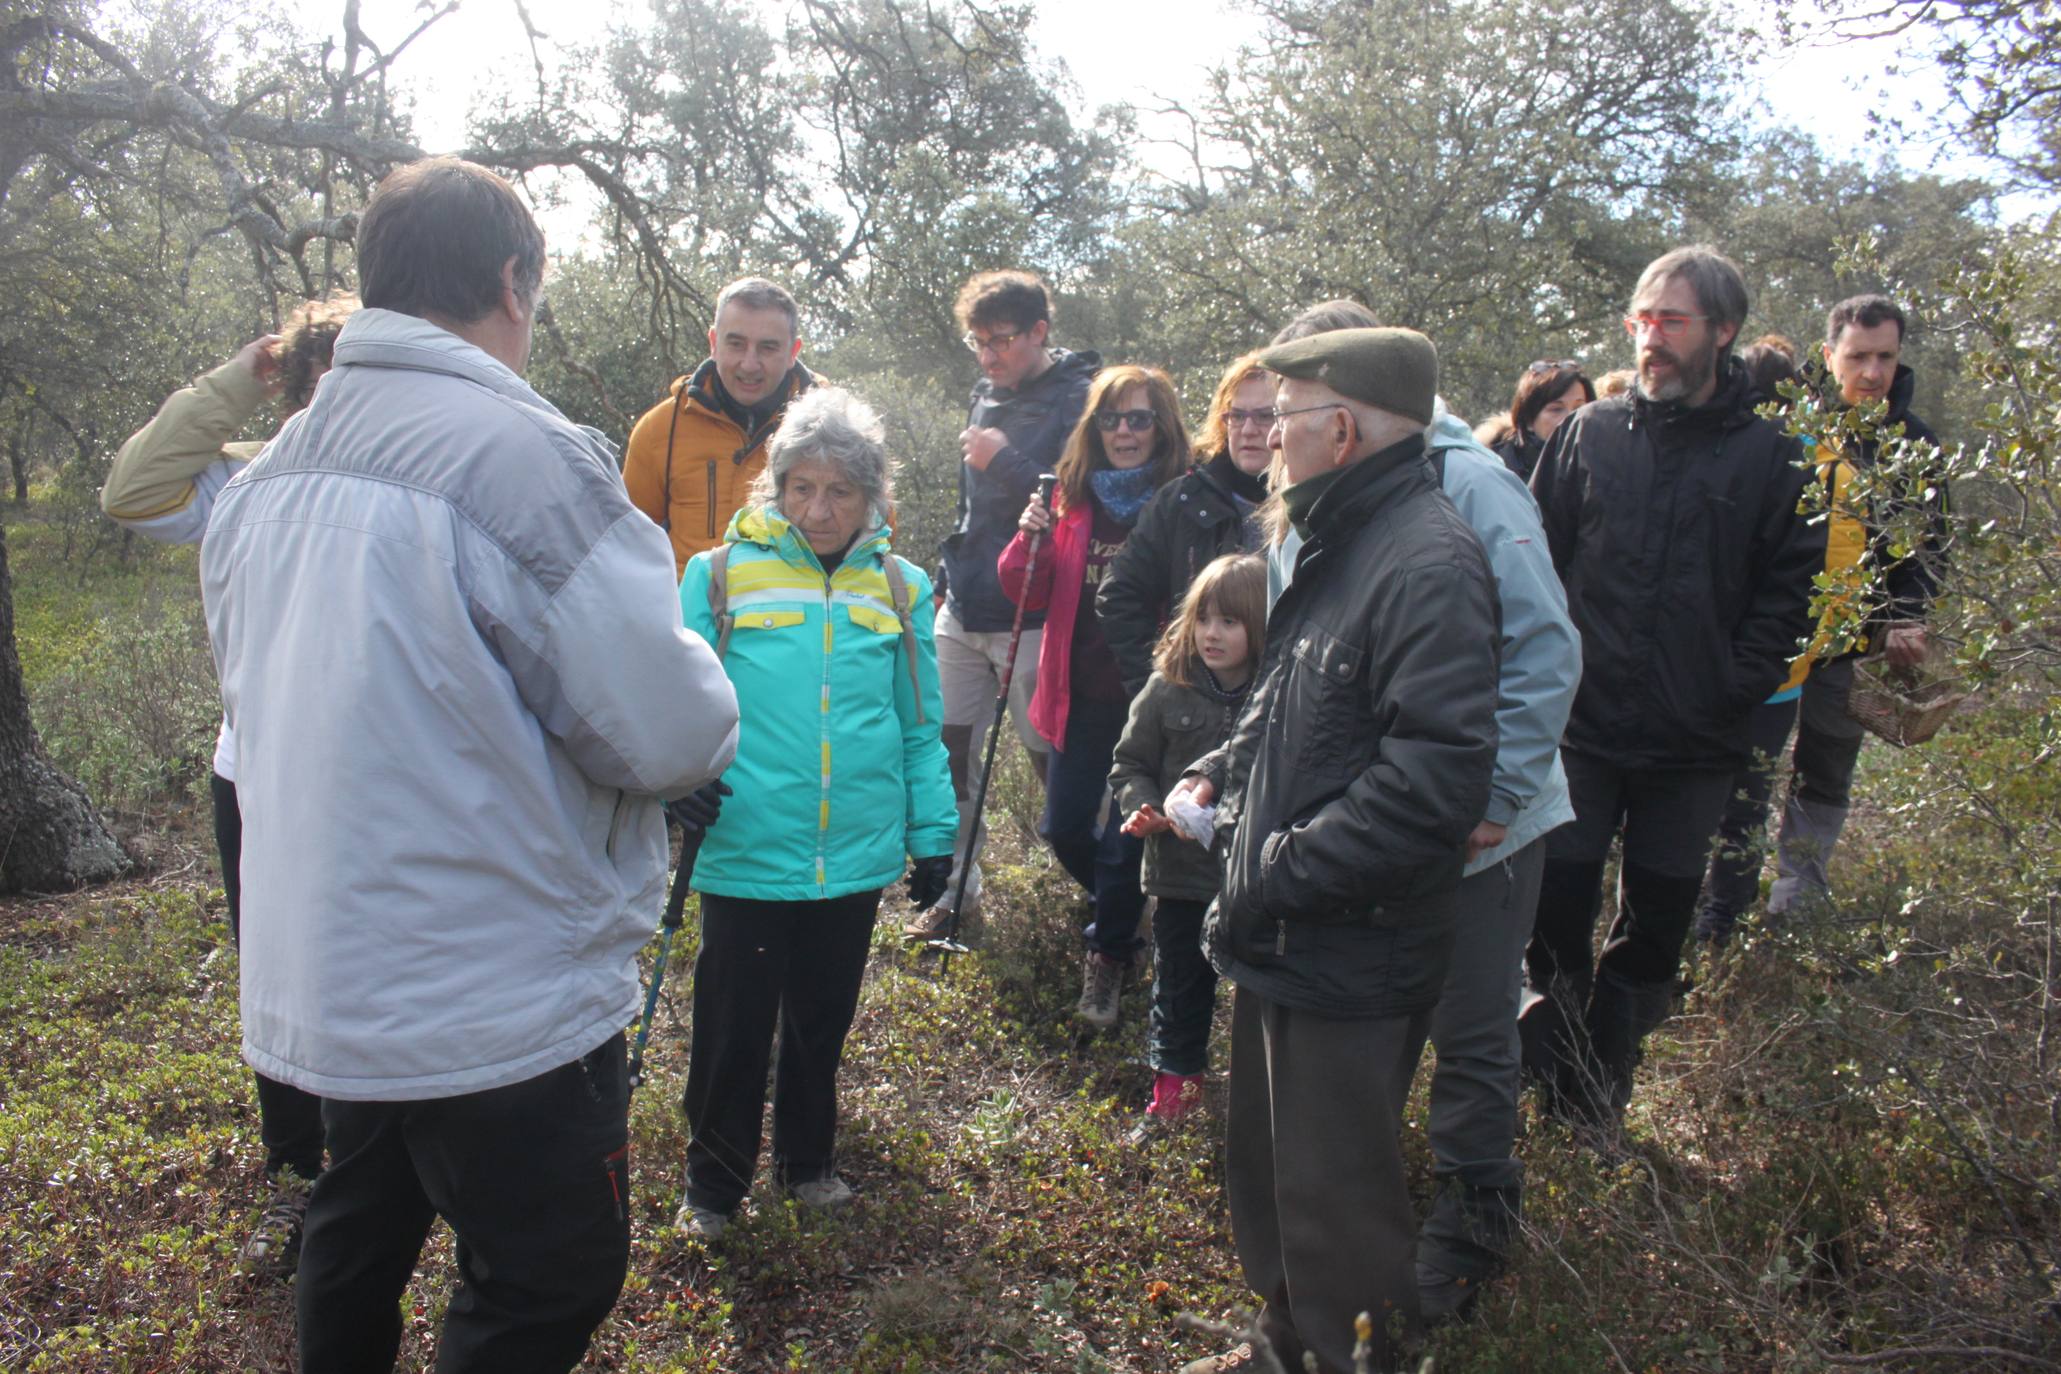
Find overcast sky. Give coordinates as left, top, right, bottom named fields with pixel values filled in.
left=292, top=0, right=1986, bottom=214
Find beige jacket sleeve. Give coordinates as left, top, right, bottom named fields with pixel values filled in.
left=102, top=360, right=268, bottom=525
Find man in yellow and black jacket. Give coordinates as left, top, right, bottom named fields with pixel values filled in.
left=624, top=277, right=817, bottom=578
left=1764, top=294, right=1946, bottom=914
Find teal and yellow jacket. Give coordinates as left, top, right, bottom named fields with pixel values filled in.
left=681, top=506, right=957, bottom=901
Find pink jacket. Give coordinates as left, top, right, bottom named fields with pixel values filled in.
left=997, top=502, right=1095, bottom=749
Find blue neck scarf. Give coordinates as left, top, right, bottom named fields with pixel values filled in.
left=1090, top=465, right=1156, bottom=526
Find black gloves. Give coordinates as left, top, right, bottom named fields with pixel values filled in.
left=666, top=780, right=733, bottom=832
left=904, top=854, right=953, bottom=910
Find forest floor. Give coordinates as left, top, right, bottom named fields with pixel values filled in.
left=5, top=496, right=2057, bottom=1373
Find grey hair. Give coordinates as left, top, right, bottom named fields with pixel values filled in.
left=1272, top=298, right=1382, bottom=344
left=714, top=275, right=799, bottom=335
left=1632, top=245, right=1748, bottom=347
left=752, top=387, right=894, bottom=525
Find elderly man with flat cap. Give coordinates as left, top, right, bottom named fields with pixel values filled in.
left=1168, top=328, right=1502, bottom=1374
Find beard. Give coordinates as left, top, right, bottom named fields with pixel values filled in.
left=1637, top=333, right=1718, bottom=403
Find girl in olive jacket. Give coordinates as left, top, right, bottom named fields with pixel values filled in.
left=1109, top=554, right=1266, bottom=1130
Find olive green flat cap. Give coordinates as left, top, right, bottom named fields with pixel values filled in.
left=1257, top=326, right=1439, bottom=426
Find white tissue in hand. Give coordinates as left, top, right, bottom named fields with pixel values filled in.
left=1167, top=795, right=1217, bottom=844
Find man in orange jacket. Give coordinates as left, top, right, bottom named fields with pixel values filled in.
left=624, top=277, right=817, bottom=576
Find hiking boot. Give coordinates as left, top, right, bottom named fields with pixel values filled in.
left=673, top=1200, right=732, bottom=1242
left=902, top=898, right=980, bottom=945
left=1076, top=951, right=1125, bottom=1030
left=1179, top=1342, right=1271, bottom=1374
left=786, top=1175, right=855, bottom=1209
left=1417, top=1260, right=1485, bottom=1326
left=1126, top=1071, right=1205, bottom=1145
left=239, top=1172, right=312, bottom=1279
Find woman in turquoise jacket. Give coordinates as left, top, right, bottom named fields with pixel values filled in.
left=673, top=387, right=956, bottom=1240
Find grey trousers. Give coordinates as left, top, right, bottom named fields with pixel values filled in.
left=1770, top=657, right=1865, bottom=913
left=1226, top=985, right=1433, bottom=1374
left=1419, top=839, right=1548, bottom=1279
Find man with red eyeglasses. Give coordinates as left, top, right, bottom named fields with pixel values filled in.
left=1521, top=245, right=1824, bottom=1131
left=904, top=270, right=1100, bottom=941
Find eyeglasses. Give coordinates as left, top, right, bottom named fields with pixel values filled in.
left=1270, top=402, right=1345, bottom=428
left=1622, top=313, right=1706, bottom=339
left=1529, top=359, right=1581, bottom=373
left=963, top=329, right=1023, bottom=356
left=1096, top=409, right=1157, bottom=432
left=1225, top=406, right=1279, bottom=429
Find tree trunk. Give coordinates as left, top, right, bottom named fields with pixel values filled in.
left=7, top=415, right=26, bottom=504
left=0, top=519, right=128, bottom=893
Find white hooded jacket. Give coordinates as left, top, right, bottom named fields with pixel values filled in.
left=201, top=308, right=738, bottom=1100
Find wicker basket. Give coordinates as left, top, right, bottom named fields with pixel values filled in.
left=1844, top=654, right=1968, bottom=747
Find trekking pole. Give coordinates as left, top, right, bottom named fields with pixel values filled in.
left=628, top=823, right=706, bottom=1091
left=931, top=473, right=1058, bottom=972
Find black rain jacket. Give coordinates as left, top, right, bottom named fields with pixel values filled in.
left=1843, top=363, right=1947, bottom=626
left=1531, top=360, right=1823, bottom=771
left=1192, top=435, right=1501, bottom=1019
left=1097, top=453, right=1265, bottom=696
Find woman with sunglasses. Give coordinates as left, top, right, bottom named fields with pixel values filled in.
left=1097, top=353, right=1274, bottom=699
left=999, top=365, right=1190, bottom=1029
left=1493, top=359, right=1595, bottom=481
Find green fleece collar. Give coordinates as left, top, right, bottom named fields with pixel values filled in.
left=1279, top=462, right=1351, bottom=539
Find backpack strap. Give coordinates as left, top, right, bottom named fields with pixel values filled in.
left=706, top=544, right=736, bottom=659
left=881, top=555, right=926, bottom=726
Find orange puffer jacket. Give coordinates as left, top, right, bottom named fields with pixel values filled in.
left=623, top=360, right=817, bottom=576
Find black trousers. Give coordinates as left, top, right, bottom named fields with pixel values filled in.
left=1698, top=698, right=1802, bottom=938
left=296, top=1036, right=631, bottom=1374
left=211, top=771, right=326, bottom=1182
left=1529, top=749, right=1733, bottom=995
left=1147, top=897, right=1218, bottom=1076
left=681, top=889, right=880, bottom=1214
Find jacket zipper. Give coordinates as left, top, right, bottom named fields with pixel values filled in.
left=1274, top=920, right=1287, bottom=956
left=817, top=567, right=835, bottom=896
left=706, top=461, right=719, bottom=540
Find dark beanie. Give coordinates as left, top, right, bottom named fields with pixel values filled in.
left=1256, top=327, right=1438, bottom=426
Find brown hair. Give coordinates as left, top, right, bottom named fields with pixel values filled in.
left=1825, top=293, right=1906, bottom=346
left=1507, top=362, right=1594, bottom=437
left=1153, top=553, right=1267, bottom=687
left=278, top=293, right=359, bottom=414
left=1193, top=352, right=1270, bottom=459
left=1054, top=365, right=1189, bottom=514
left=953, top=270, right=1053, bottom=334
left=1595, top=368, right=1635, bottom=399
left=356, top=157, right=546, bottom=323
left=1739, top=333, right=1802, bottom=399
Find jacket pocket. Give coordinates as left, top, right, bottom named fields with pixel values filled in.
left=845, top=604, right=902, bottom=635
left=737, top=609, right=806, bottom=632
left=604, top=789, right=628, bottom=862
left=1288, top=627, right=1366, bottom=773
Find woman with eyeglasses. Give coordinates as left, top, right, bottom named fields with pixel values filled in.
left=1492, top=359, right=1595, bottom=481
left=1097, top=353, right=1273, bottom=699
left=999, top=364, right=1190, bottom=1030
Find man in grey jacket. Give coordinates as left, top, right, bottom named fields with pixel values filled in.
left=1270, top=302, right=1582, bottom=1319
left=202, top=158, right=739, bottom=1374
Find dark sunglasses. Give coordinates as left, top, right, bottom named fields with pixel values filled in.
left=1096, top=409, right=1157, bottom=432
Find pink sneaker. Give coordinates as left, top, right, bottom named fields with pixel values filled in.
left=1146, top=1072, right=1206, bottom=1121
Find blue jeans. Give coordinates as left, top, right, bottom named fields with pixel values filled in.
left=1040, top=697, right=1146, bottom=956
